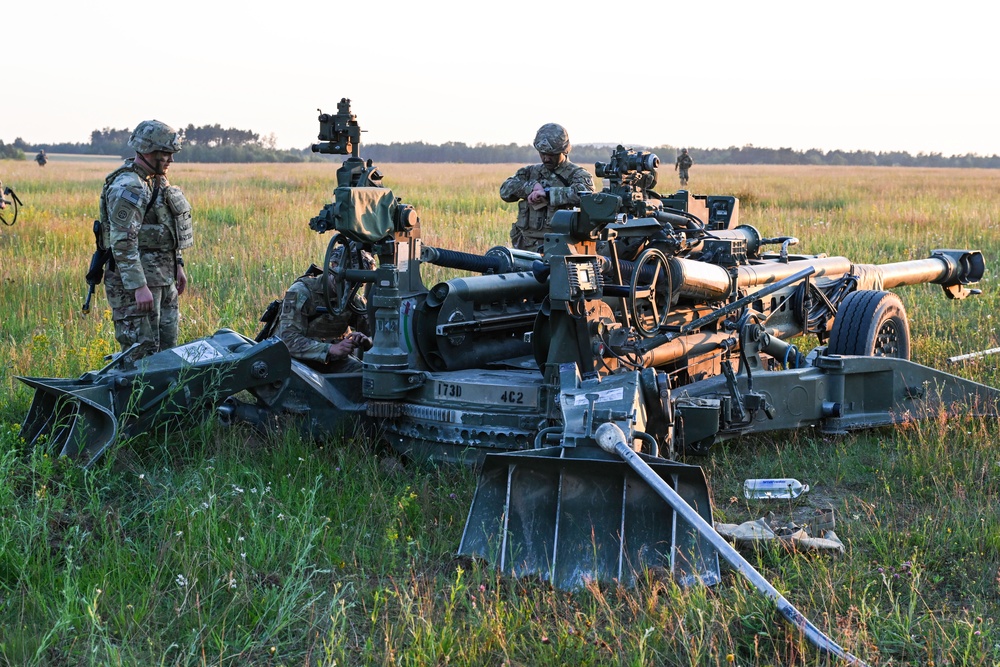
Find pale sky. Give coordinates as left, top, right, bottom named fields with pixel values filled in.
left=5, top=1, right=999, bottom=157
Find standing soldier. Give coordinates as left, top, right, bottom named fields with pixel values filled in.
left=675, top=148, right=693, bottom=187
left=100, top=120, right=193, bottom=364
left=501, top=123, right=594, bottom=252
left=35, top=150, right=48, bottom=167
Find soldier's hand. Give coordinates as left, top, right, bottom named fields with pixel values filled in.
left=327, top=339, right=355, bottom=360
left=176, top=264, right=188, bottom=296
left=527, top=183, right=547, bottom=206
left=346, top=331, right=373, bottom=351
left=135, top=285, right=154, bottom=312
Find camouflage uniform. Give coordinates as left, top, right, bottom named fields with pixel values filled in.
left=272, top=272, right=368, bottom=373
left=35, top=151, right=47, bottom=166
left=675, top=149, right=693, bottom=187
left=101, top=121, right=192, bottom=362
left=501, top=124, right=594, bottom=252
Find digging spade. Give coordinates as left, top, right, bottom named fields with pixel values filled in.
left=594, top=422, right=869, bottom=667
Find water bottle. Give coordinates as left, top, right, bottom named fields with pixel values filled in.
left=743, top=478, right=809, bottom=499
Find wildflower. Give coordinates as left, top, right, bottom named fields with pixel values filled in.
left=229, top=578, right=237, bottom=590
left=727, top=655, right=735, bottom=663
left=176, top=574, right=188, bottom=588
left=241, top=552, right=246, bottom=559
left=175, top=531, right=183, bottom=537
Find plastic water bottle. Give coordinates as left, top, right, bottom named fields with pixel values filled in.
left=743, top=478, right=809, bottom=499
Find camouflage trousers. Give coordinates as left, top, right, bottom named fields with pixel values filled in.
left=678, top=168, right=690, bottom=185
left=104, top=270, right=179, bottom=363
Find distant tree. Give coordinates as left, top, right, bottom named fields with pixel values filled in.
left=182, top=124, right=261, bottom=148
left=0, top=140, right=26, bottom=160
left=90, top=127, right=132, bottom=156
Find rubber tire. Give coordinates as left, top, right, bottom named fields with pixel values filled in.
left=827, top=290, right=910, bottom=359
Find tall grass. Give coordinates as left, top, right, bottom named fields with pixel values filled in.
left=1, top=158, right=999, bottom=665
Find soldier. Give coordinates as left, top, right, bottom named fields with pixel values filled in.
left=675, top=148, right=693, bottom=187
left=35, top=150, right=47, bottom=167
left=100, top=120, right=193, bottom=363
left=271, top=245, right=374, bottom=372
left=500, top=123, right=594, bottom=252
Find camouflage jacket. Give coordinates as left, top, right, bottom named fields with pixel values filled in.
left=675, top=154, right=693, bottom=170
left=273, top=275, right=364, bottom=362
left=100, top=159, right=193, bottom=290
left=500, top=161, right=594, bottom=240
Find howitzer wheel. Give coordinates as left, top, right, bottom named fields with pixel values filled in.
left=827, top=290, right=910, bottom=359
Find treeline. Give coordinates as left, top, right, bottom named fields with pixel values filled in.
left=11, top=124, right=308, bottom=163
left=345, top=142, right=1000, bottom=169
left=7, top=127, right=1000, bottom=168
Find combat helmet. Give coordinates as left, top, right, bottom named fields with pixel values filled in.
left=128, top=120, right=182, bottom=154
left=533, top=123, right=571, bottom=155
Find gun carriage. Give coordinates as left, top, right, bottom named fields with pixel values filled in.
left=18, top=100, right=996, bottom=665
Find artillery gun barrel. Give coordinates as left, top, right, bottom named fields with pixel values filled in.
left=855, top=250, right=984, bottom=290
left=666, top=256, right=852, bottom=302
left=669, top=251, right=981, bottom=305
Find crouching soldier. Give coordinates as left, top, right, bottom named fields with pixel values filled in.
left=270, top=244, right=374, bottom=372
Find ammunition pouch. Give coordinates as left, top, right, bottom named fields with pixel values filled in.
left=164, top=186, right=194, bottom=250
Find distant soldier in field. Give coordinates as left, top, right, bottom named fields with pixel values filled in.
left=270, top=244, right=374, bottom=372
left=501, top=123, right=594, bottom=252
left=100, top=120, right=193, bottom=364
left=35, top=150, right=47, bottom=167
left=675, top=148, right=693, bottom=187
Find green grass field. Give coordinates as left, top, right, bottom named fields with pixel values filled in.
left=1, top=158, right=999, bottom=666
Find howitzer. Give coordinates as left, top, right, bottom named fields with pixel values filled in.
left=19, top=101, right=996, bottom=666
left=83, top=219, right=111, bottom=314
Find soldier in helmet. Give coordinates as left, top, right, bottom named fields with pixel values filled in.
left=100, top=120, right=193, bottom=363
left=500, top=123, right=594, bottom=252
left=35, top=150, right=48, bottom=167
left=675, top=148, right=693, bottom=187
left=270, top=243, right=374, bottom=372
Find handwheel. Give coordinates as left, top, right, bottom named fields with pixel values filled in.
left=629, top=248, right=672, bottom=338
left=323, top=232, right=361, bottom=315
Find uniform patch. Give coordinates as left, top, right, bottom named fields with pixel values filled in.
left=120, top=188, right=143, bottom=207
left=116, top=209, right=129, bottom=220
